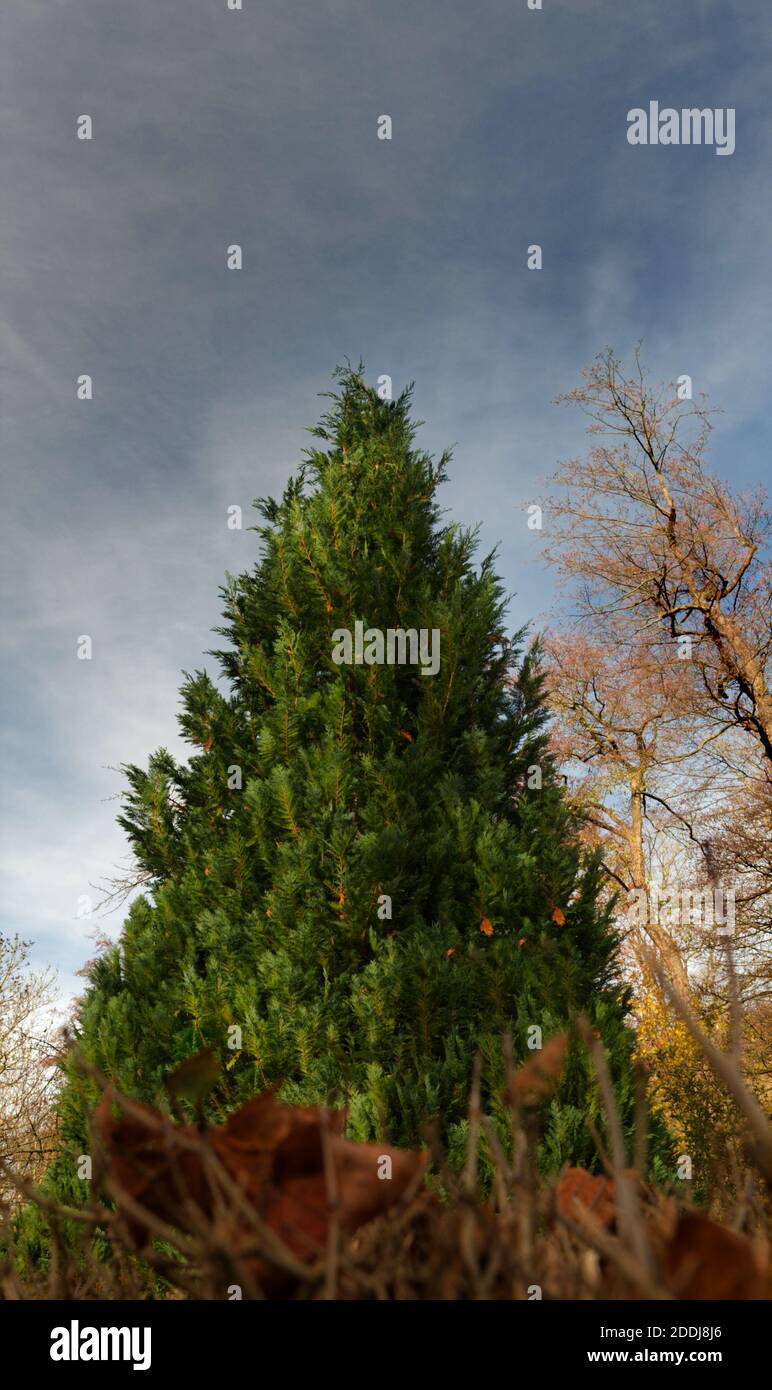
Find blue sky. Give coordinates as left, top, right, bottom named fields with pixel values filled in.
left=2, top=0, right=771, bottom=1004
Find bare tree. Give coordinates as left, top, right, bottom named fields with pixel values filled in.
left=547, top=350, right=772, bottom=764
left=542, top=351, right=772, bottom=1151
left=0, top=934, right=61, bottom=1206
left=544, top=624, right=715, bottom=996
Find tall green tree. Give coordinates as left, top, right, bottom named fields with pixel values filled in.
left=55, top=369, right=652, bottom=1180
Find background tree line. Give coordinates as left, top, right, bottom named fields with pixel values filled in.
left=542, top=351, right=772, bottom=1179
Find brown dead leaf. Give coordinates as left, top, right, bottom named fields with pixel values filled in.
left=506, top=1033, right=568, bottom=1107
left=662, top=1211, right=766, bottom=1299
left=556, top=1166, right=620, bottom=1230
left=96, top=1088, right=428, bottom=1291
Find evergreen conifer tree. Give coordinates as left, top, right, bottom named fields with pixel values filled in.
left=51, top=368, right=658, bottom=1189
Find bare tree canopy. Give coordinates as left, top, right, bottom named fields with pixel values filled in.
left=0, top=934, right=61, bottom=1207
left=546, top=350, right=772, bottom=765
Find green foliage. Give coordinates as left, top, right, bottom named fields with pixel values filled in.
left=45, top=367, right=665, bottom=1192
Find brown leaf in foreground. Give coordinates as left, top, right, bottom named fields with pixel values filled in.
left=506, top=1033, right=568, bottom=1107
left=556, top=1166, right=621, bottom=1230
left=96, top=1090, right=427, bottom=1289
left=557, top=1165, right=768, bottom=1300
left=662, top=1211, right=766, bottom=1300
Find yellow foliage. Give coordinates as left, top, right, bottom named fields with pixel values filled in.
left=632, top=980, right=739, bottom=1164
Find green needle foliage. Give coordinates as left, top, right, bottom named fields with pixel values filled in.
left=45, top=367, right=669, bottom=1213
